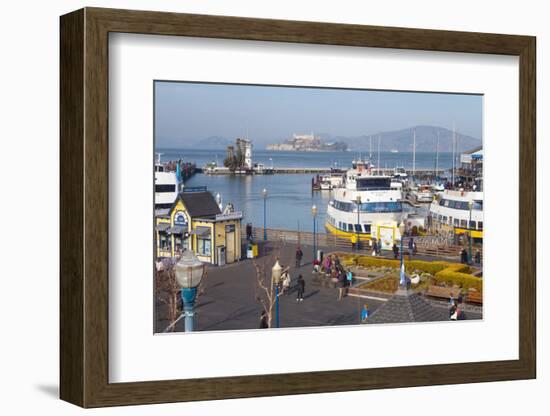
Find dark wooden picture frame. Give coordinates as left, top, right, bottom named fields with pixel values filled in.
left=60, top=7, right=536, bottom=408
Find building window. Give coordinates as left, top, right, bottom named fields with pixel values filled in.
left=198, top=237, right=211, bottom=256
left=159, top=233, right=170, bottom=250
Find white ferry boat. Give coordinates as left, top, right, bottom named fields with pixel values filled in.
left=154, top=153, right=179, bottom=210
left=319, top=173, right=344, bottom=190
left=428, top=189, right=483, bottom=241
left=325, top=160, right=405, bottom=247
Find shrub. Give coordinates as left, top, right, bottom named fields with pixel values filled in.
left=434, top=270, right=482, bottom=291
left=351, top=254, right=482, bottom=292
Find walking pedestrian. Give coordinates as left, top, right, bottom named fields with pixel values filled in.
left=296, top=274, right=305, bottom=301
left=475, top=249, right=481, bottom=265
left=282, top=269, right=291, bottom=295
left=295, top=246, right=303, bottom=268
left=460, top=248, right=468, bottom=264
left=392, top=242, right=399, bottom=259
left=346, top=269, right=353, bottom=288
left=350, top=234, right=358, bottom=251
left=449, top=301, right=458, bottom=320
left=361, top=304, right=369, bottom=323
left=246, top=223, right=253, bottom=242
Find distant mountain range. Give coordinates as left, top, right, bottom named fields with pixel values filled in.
left=184, top=125, right=481, bottom=152
left=328, top=125, right=481, bottom=153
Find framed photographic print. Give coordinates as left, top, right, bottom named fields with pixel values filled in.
left=60, top=7, right=536, bottom=408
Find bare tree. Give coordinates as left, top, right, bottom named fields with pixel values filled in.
left=155, top=259, right=209, bottom=332
left=155, top=265, right=181, bottom=332
left=252, top=241, right=290, bottom=328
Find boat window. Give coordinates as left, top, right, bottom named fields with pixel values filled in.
left=469, top=220, right=476, bottom=229
left=478, top=221, right=483, bottom=230
left=363, top=224, right=371, bottom=233
left=155, top=184, right=176, bottom=192
left=454, top=218, right=459, bottom=227
left=442, top=216, right=448, bottom=223
left=347, top=224, right=353, bottom=232
left=460, top=220, right=467, bottom=228
left=355, top=177, right=391, bottom=190
left=354, top=224, right=362, bottom=232
left=334, top=200, right=402, bottom=213
left=473, top=200, right=483, bottom=210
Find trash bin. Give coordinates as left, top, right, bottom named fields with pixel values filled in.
left=247, top=243, right=259, bottom=259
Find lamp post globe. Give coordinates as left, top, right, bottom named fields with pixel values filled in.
left=271, top=259, right=283, bottom=328
left=175, top=250, right=205, bottom=332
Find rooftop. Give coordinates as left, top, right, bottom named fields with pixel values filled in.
left=366, top=288, right=448, bottom=325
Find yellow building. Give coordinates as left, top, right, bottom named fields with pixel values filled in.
left=155, top=187, right=243, bottom=265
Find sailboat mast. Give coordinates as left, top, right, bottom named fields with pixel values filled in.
left=412, top=128, right=416, bottom=180
left=369, top=135, right=372, bottom=159
left=377, top=135, right=381, bottom=175
left=452, top=123, right=456, bottom=186
left=435, top=130, right=440, bottom=178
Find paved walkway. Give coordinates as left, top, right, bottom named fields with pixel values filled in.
left=155, top=240, right=481, bottom=333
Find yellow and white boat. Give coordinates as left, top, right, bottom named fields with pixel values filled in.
left=428, top=189, right=483, bottom=241
left=325, top=160, right=405, bottom=248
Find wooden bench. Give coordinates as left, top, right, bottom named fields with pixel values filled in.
left=425, top=285, right=461, bottom=300
left=467, top=289, right=483, bottom=304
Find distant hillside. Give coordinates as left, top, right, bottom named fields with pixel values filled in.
left=332, top=126, right=481, bottom=153
left=194, top=136, right=232, bottom=149
left=187, top=125, right=481, bottom=152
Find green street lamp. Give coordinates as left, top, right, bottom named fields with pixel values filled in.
left=175, top=250, right=205, bottom=332
left=312, top=204, right=318, bottom=261
left=272, top=259, right=283, bottom=328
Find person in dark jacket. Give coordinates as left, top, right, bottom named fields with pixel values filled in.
left=475, top=249, right=481, bottom=265
left=460, top=248, right=468, bottom=264
left=392, top=243, right=399, bottom=259
left=259, top=310, right=269, bottom=329
left=295, top=246, right=303, bottom=268
left=296, top=274, right=305, bottom=301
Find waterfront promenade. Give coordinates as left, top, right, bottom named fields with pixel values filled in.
left=155, top=240, right=481, bottom=333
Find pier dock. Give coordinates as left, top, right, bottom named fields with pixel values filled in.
left=197, top=167, right=446, bottom=176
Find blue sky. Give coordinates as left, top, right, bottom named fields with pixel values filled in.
left=155, top=81, right=482, bottom=147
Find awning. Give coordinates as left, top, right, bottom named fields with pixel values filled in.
left=190, top=226, right=211, bottom=237
left=156, top=223, right=170, bottom=232
left=168, top=225, right=188, bottom=234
